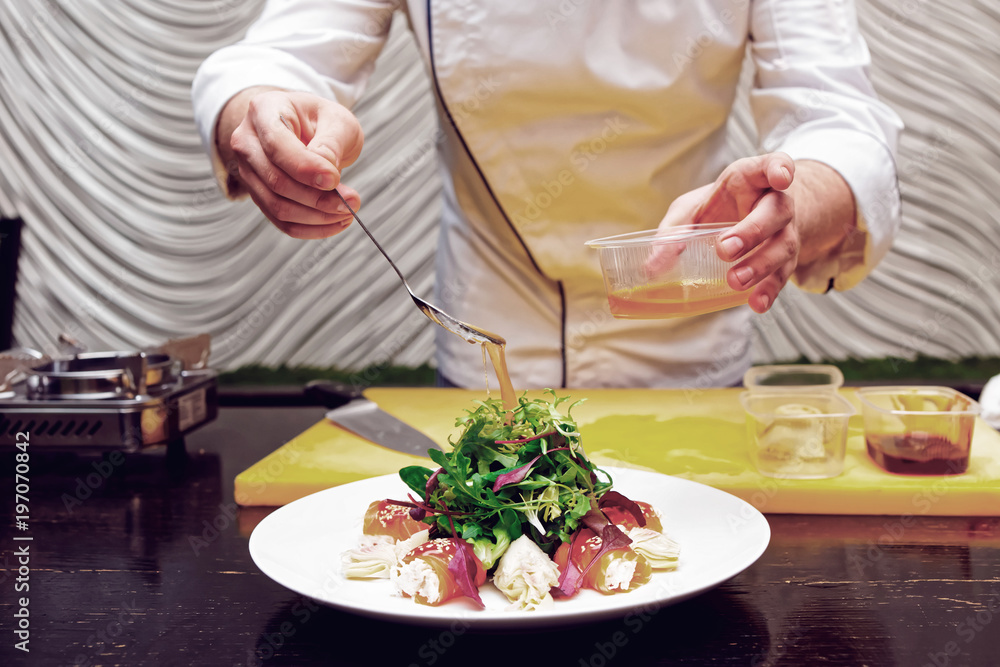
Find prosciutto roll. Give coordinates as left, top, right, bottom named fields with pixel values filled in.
left=601, top=501, right=679, bottom=570
left=363, top=499, right=428, bottom=541
left=342, top=529, right=429, bottom=579
left=602, top=500, right=663, bottom=533
left=553, top=528, right=652, bottom=595
left=392, top=538, right=487, bottom=607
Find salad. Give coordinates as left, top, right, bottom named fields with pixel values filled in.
left=342, top=391, right=680, bottom=610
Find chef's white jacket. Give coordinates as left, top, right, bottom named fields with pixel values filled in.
left=192, top=0, right=902, bottom=390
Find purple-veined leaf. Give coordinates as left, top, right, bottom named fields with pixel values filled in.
left=490, top=447, right=574, bottom=492
left=492, top=455, right=541, bottom=492
left=426, top=467, right=443, bottom=497
left=446, top=538, right=485, bottom=608
left=598, top=490, right=646, bottom=527
left=555, top=509, right=633, bottom=597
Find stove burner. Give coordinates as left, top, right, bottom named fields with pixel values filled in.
left=25, top=351, right=181, bottom=400
left=0, top=351, right=217, bottom=450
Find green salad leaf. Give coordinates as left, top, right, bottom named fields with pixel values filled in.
left=399, top=390, right=612, bottom=569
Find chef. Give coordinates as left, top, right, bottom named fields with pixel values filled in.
left=192, top=1, right=902, bottom=390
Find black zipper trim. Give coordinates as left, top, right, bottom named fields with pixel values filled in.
left=557, top=282, right=567, bottom=388
left=425, top=0, right=567, bottom=387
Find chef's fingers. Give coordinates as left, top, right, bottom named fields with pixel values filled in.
left=241, top=94, right=340, bottom=190
left=716, top=189, right=794, bottom=262
left=714, top=152, right=794, bottom=192
left=746, top=258, right=796, bottom=313
left=695, top=153, right=795, bottom=223
left=658, top=183, right=712, bottom=228
left=644, top=241, right=687, bottom=278
left=269, top=218, right=353, bottom=241
left=232, top=132, right=361, bottom=215
left=248, top=93, right=363, bottom=192
left=238, top=162, right=358, bottom=239
left=305, top=101, right=364, bottom=184
left=646, top=184, right=712, bottom=275
left=724, top=206, right=799, bottom=296
left=765, top=153, right=795, bottom=191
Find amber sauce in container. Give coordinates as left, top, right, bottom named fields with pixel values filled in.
left=607, top=282, right=749, bottom=319
left=857, top=387, right=979, bottom=476
left=865, top=432, right=971, bottom=475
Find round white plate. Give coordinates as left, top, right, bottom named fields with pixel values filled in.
left=248, top=466, right=770, bottom=628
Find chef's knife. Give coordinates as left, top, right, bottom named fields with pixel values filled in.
left=304, top=380, right=439, bottom=456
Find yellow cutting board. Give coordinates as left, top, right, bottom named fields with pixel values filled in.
left=234, top=388, right=1000, bottom=515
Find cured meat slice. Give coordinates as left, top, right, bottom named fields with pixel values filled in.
left=392, top=538, right=487, bottom=606
left=363, top=499, right=427, bottom=541
left=553, top=528, right=652, bottom=595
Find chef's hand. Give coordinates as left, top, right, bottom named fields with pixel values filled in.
left=216, top=87, right=364, bottom=240
left=658, top=153, right=854, bottom=314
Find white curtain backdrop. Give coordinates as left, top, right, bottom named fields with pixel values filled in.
left=1, top=1, right=998, bottom=372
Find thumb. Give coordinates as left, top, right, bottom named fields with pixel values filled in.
left=764, top=152, right=794, bottom=191
left=306, top=105, right=365, bottom=191
left=660, top=183, right=713, bottom=229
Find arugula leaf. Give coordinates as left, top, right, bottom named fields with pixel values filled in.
left=399, top=466, right=432, bottom=496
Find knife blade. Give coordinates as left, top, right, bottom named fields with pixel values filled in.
left=304, top=380, right=439, bottom=456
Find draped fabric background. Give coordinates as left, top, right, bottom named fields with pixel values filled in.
left=1, top=1, right=998, bottom=373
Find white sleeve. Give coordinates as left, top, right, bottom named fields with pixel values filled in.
left=190, top=0, right=399, bottom=185
left=749, top=0, right=903, bottom=292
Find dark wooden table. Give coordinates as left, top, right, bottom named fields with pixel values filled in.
left=2, top=405, right=999, bottom=667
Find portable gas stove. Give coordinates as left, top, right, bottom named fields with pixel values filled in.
left=0, top=350, right=218, bottom=451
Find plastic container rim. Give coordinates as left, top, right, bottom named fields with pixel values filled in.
left=743, top=364, right=845, bottom=392
left=585, top=223, right=737, bottom=248
left=855, top=386, right=981, bottom=416
left=738, top=390, right=857, bottom=419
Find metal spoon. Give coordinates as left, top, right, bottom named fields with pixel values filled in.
left=333, top=190, right=506, bottom=347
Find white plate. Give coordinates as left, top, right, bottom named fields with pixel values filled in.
left=249, top=466, right=770, bottom=628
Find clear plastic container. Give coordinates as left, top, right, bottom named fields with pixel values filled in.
left=743, top=365, right=844, bottom=395
left=740, top=391, right=856, bottom=479
left=585, top=224, right=748, bottom=319
left=856, top=386, right=979, bottom=475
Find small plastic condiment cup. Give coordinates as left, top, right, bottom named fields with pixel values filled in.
left=585, top=224, right=748, bottom=319
left=856, top=386, right=980, bottom=475
left=740, top=391, right=856, bottom=479
left=743, top=364, right=844, bottom=395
